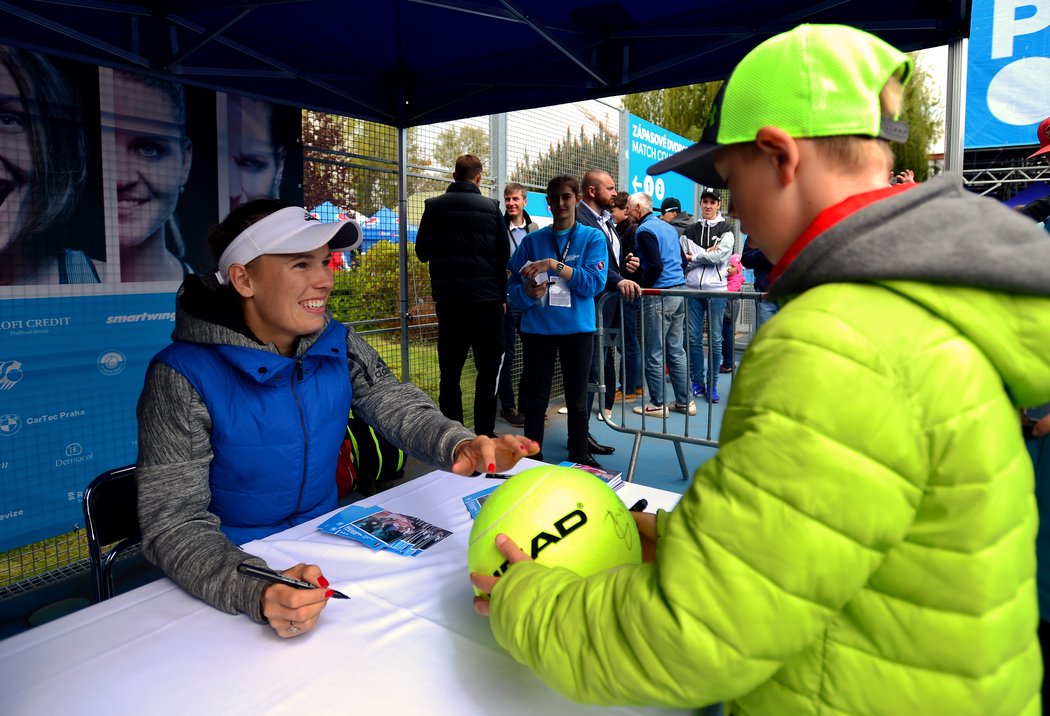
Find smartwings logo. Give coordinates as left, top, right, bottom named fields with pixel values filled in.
left=105, top=312, right=175, bottom=324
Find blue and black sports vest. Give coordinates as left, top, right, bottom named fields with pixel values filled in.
left=155, top=321, right=352, bottom=545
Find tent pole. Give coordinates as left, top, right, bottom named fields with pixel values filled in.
left=398, top=125, right=411, bottom=382
left=943, top=37, right=968, bottom=176
left=492, top=113, right=507, bottom=200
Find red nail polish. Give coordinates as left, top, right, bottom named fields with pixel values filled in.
left=487, top=463, right=495, bottom=473
left=324, top=589, right=334, bottom=599
left=318, top=575, right=330, bottom=588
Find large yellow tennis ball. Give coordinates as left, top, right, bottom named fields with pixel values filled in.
left=468, top=466, right=641, bottom=594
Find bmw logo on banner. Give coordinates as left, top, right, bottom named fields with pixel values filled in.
left=966, top=0, right=1050, bottom=149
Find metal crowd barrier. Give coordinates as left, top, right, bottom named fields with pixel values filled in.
left=591, top=287, right=766, bottom=483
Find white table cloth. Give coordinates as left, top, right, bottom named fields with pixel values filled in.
left=0, top=460, right=690, bottom=715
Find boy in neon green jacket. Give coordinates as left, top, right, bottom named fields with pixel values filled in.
left=470, top=24, right=1050, bottom=715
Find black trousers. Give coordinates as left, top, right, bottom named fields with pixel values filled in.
left=435, top=300, right=504, bottom=437
left=520, top=331, right=591, bottom=456
left=497, top=306, right=524, bottom=412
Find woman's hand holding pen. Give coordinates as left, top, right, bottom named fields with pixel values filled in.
left=260, top=563, right=331, bottom=638
left=524, top=278, right=548, bottom=299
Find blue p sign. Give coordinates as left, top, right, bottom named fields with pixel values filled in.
left=966, top=0, right=1050, bottom=148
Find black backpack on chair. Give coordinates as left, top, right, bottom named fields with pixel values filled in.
left=335, top=409, right=407, bottom=498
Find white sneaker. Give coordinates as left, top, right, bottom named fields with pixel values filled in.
left=672, top=401, right=697, bottom=416
left=632, top=403, right=668, bottom=417
left=557, top=407, right=568, bottom=414
left=597, top=409, right=617, bottom=426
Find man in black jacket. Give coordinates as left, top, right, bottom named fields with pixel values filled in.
left=416, top=155, right=508, bottom=437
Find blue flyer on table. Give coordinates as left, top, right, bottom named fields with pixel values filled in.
left=462, top=485, right=499, bottom=519
left=317, top=505, right=452, bottom=556
left=558, top=461, right=624, bottom=491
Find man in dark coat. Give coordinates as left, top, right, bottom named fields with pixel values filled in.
left=415, top=155, right=508, bottom=436
left=576, top=169, right=640, bottom=454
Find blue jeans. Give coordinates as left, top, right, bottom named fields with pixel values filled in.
left=687, top=295, right=726, bottom=390
left=642, top=293, right=689, bottom=406
left=757, top=299, right=779, bottom=328
left=621, top=300, right=642, bottom=393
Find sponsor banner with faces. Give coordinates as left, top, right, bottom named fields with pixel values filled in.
left=0, top=44, right=302, bottom=552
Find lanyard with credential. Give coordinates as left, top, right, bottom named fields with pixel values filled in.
left=552, top=224, right=577, bottom=264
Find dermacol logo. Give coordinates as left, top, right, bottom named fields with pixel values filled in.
left=0, top=360, right=24, bottom=390
left=0, top=414, right=22, bottom=437
left=97, top=351, right=126, bottom=376
left=65, top=443, right=83, bottom=457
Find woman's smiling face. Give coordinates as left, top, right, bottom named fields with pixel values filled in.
left=237, top=245, right=334, bottom=356
left=113, top=72, right=191, bottom=249
left=0, top=58, right=33, bottom=253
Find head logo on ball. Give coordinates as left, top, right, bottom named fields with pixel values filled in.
left=467, top=466, right=641, bottom=593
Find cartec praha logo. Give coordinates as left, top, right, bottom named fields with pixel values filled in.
left=98, top=350, right=126, bottom=376
left=0, top=414, right=22, bottom=437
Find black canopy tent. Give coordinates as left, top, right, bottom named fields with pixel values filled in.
left=0, top=0, right=971, bottom=127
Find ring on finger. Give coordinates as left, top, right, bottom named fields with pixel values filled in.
left=287, top=620, right=300, bottom=634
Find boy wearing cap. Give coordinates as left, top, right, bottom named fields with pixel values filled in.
left=657, top=196, right=693, bottom=235
left=470, top=24, right=1050, bottom=714
left=137, top=199, right=535, bottom=639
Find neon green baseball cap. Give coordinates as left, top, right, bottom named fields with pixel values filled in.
left=648, top=24, right=913, bottom=188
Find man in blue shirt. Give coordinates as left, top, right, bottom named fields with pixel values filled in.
left=628, top=192, right=693, bottom=417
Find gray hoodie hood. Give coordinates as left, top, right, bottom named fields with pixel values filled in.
left=769, top=174, right=1050, bottom=301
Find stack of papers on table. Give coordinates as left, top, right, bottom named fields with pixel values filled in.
left=317, top=504, right=452, bottom=556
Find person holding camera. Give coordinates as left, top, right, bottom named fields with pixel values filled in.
left=889, top=168, right=915, bottom=185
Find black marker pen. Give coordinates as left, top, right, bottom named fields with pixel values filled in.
left=237, top=563, right=350, bottom=599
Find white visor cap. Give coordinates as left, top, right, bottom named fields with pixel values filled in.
left=216, top=207, right=362, bottom=284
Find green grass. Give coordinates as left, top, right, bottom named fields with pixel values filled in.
left=360, top=331, right=487, bottom=428
left=1, top=530, right=88, bottom=587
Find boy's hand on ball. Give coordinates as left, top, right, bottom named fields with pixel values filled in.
left=470, top=533, right=530, bottom=617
